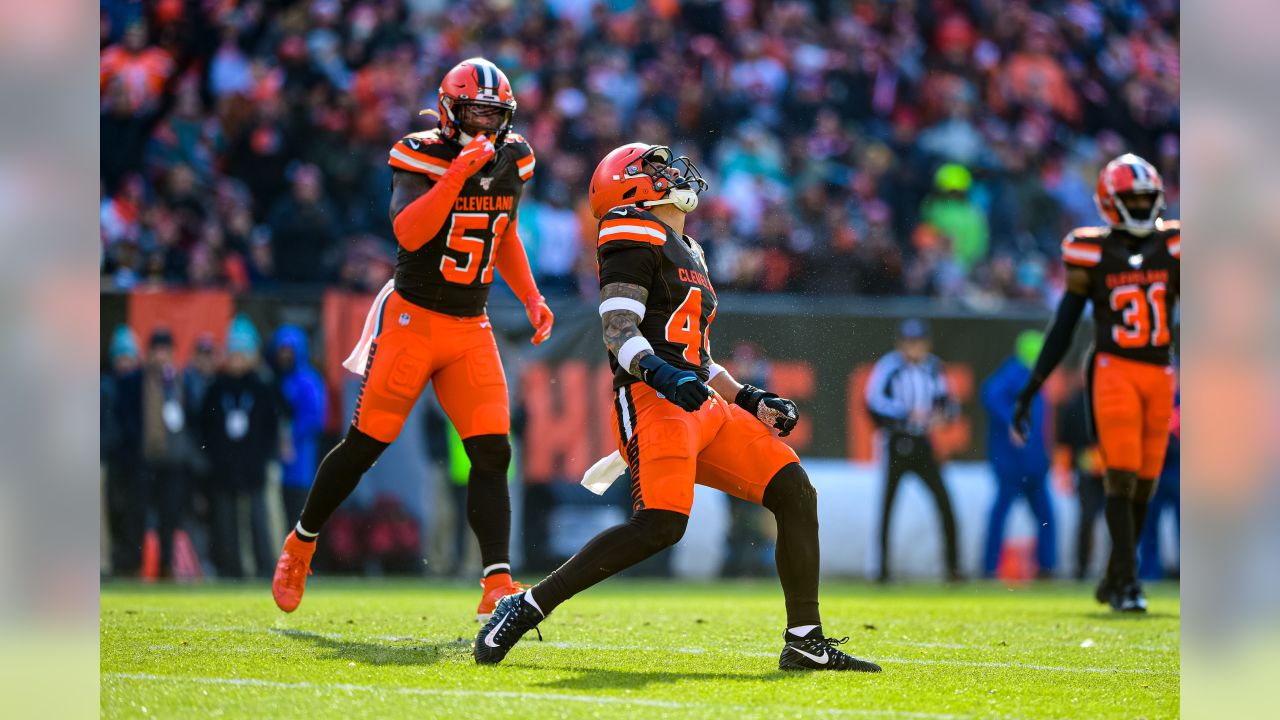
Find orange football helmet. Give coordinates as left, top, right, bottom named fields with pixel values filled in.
left=589, top=143, right=708, bottom=219
left=1095, top=153, right=1165, bottom=235
left=430, top=57, right=517, bottom=144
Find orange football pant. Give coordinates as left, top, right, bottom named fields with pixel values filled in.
left=611, top=382, right=800, bottom=514
left=1091, top=352, right=1176, bottom=478
left=352, top=290, right=509, bottom=443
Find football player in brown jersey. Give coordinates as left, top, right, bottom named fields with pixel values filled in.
left=474, top=143, right=880, bottom=672
left=1013, top=153, right=1179, bottom=612
left=272, top=58, right=553, bottom=621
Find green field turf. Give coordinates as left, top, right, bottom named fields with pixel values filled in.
left=101, top=579, right=1178, bottom=719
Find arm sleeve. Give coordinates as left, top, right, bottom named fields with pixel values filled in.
left=494, top=220, right=540, bottom=302
left=1027, top=291, right=1088, bottom=391
left=391, top=171, right=466, bottom=252
left=599, top=243, right=659, bottom=288
left=864, top=356, right=906, bottom=422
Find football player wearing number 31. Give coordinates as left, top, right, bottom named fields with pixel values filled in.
left=474, top=143, right=880, bottom=673
left=1012, top=153, right=1179, bottom=613
left=271, top=58, right=553, bottom=622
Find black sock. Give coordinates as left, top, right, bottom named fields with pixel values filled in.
left=1104, top=495, right=1137, bottom=587
left=462, top=435, right=513, bottom=570
left=1131, top=478, right=1156, bottom=545
left=762, top=463, right=822, bottom=628
left=531, top=509, right=688, bottom=615
left=298, top=426, right=387, bottom=537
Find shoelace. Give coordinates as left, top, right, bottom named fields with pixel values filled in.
left=493, top=601, right=543, bottom=643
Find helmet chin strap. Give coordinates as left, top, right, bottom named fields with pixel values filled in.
left=643, top=188, right=699, bottom=213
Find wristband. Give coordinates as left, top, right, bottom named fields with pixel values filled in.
left=617, top=336, right=654, bottom=374
left=708, top=363, right=726, bottom=381
left=599, top=297, right=646, bottom=320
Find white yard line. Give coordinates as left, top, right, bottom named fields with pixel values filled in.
left=104, top=672, right=965, bottom=719
left=132, top=626, right=1177, bottom=676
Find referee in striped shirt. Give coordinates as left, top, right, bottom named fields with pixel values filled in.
left=865, top=319, right=962, bottom=582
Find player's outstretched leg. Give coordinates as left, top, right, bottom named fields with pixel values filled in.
left=763, top=464, right=881, bottom=672
left=474, top=509, right=688, bottom=664
left=272, top=426, right=387, bottom=612
left=462, top=434, right=523, bottom=621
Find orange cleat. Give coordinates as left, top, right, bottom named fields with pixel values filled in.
left=272, top=531, right=316, bottom=613
left=476, top=573, right=525, bottom=622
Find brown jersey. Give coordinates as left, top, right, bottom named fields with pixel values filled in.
left=596, top=207, right=718, bottom=390
left=1061, top=219, right=1180, bottom=366
left=386, top=129, right=536, bottom=316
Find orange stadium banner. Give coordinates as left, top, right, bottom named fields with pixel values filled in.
left=127, top=290, right=234, bottom=367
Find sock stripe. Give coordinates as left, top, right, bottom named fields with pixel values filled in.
left=295, top=522, right=318, bottom=538
left=483, top=563, right=511, bottom=578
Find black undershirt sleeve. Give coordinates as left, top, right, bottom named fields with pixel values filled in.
left=1027, top=290, right=1089, bottom=392
left=598, top=243, right=658, bottom=288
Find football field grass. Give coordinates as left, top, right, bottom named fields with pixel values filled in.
left=101, top=579, right=1178, bottom=719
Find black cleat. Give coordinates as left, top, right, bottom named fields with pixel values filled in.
left=473, top=591, right=543, bottom=665
left=1104, top=584, right=1141, bottom=612
left=1123, top=582, right=1148, bottom=613
left=779, top=630, right=881, bottom=672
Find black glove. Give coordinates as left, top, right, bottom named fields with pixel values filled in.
left=637, top=354, right=712, bottom=412
left=1012, top=384, right=1037, bottom=443
left=735, top=384, right=800, bottom=437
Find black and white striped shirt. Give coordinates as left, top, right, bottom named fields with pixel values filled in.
left=864, top=351, right=956, bottom=436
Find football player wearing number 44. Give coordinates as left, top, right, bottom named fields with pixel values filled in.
left=1012, top=153, right=1179, bottom=614
left=473, top=143, right=880, bottom=673
left=272, top=58, right=553, bottom=622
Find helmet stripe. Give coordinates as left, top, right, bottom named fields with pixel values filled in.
left=474, top=59, right=495, bottom=90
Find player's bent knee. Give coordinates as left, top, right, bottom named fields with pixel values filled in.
left=339, top=425, right=390, bottom=473
left=761, top=463, right=817, bottom=517
left=462, top=434, right=511, bottom=475
left=1103, top=469, right=1138, bottom=498
left=633, top=508, right=688, bottom=550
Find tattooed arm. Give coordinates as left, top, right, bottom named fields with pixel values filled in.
left=600, top=282, right=650, bottom=376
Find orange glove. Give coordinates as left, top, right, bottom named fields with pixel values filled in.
left=525, top=295, right=554, bottom=345
left=448, top=133, right=496, bottom=180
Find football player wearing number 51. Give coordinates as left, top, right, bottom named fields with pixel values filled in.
left=271, top=58, right=552, bottom=622
left=474, top=143, right=880, bottom=673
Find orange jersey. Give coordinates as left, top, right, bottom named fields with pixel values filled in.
left=387, top=129, right=535, bottom=316
left=1062, top=219, right=1180, bottom=366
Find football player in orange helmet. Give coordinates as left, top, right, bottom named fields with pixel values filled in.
left=474, top=143, right=881, bottom=673
left=1013, top=153, right=1179, bottom=612
left=273, top=58, right=551, bottom=622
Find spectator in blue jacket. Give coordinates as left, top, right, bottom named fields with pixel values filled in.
left=269, top=325, right=329, bottom=526
left=980, top=330, right=1056, bottom=578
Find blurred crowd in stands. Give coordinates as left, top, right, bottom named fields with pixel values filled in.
left=100, top=0, right=1179, bottom=305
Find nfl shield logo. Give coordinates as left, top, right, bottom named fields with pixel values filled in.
left=398, top=313, right=410, bottom=327
left=479, top=177, right=493, bottom=190
left=1128, top=254, right=1144, bottom=268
